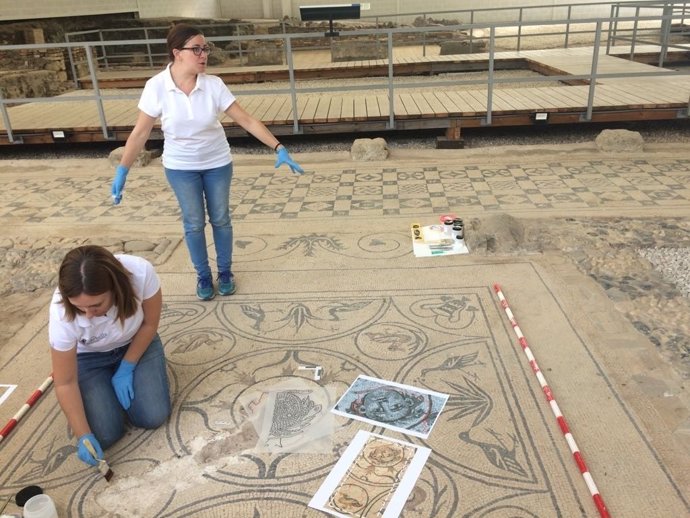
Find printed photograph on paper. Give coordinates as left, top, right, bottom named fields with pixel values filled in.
left=308, top=430, right=431, bottom=518
left=331, top=375, right=448, bottom=439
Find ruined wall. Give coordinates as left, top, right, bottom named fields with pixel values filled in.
left=0, top=43, right=87, bottom=99
left=0, top=0, right=219, bottom=22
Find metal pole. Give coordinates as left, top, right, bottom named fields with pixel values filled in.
left=144, top=28, right=153, bottom=67
left=285, top=36, right=300, bottom=134
left=85, top=44, right=111, bottom=139
left=565, top=5, right=572, bottom=48
left=99, top=30, right=109, bottom=70
left=606, top=5, right=615, bottom=55
left=584, top=21, right=603, bottom=122
left=659, top=5, right=672, bottom=67
left=486, top=26, right=495, bottom=126
left=630, top=7, right=640, bottom=61
left=469, top=11, right=474, bottom=53
left=387, top=31, right=395, bottom=130
left=65, top=35, right=79, bottom=89
left=517, top=7, right=523, bottom=53
left=0, top=89, right=17, bottom=144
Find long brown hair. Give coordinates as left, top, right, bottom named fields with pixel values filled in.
left=58, top=245, right=137, bottom=326
left=166, top=23, right=203, bottom=62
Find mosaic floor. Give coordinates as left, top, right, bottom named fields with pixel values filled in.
left=0, top=149, right=689, bottom=517
left=1, top=158, right=689, bottom=224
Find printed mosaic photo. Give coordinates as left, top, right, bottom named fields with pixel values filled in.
left=331, top=375, right=448, bottom=438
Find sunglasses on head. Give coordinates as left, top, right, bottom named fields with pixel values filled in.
left=180, top=45, right=211, bottom=56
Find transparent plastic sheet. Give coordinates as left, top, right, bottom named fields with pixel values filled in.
left=238, top=377, right=336, bottom=454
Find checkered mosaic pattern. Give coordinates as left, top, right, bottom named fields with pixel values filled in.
left=1, top=159, right=689, bottom=223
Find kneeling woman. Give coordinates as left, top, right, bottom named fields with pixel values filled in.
left=49, top=245, right=171, bottom=467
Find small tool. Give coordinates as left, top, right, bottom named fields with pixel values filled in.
left=298, top=365, right=323, bottom=381
left=82, top=438, right=114, bottom=482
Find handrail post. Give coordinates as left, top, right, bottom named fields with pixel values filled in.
left=285, top=36, right=300, bottom=134
left=387, top=30, right=395, bottom=130
left=0, top=88, right=17, bottom=144
left=658, top=4, right=673, bottom=67
left=630, top=6, right=640, bottom=61
left=144, top=28, right=154, bottom=67
left=606, top=4, right=616, bottom=54
left=99, top=30, right=109, bottom=70
left=565, top=5, right=572, bottom=48
left=85, top=44, right=111, bottom=139
left=517, top=7, right=523, bottom=53
left=65, top=35, right=79, bottom=89
left=469, top=11, right=474, bottom=53
left=486, top=26, right=495, bottom=126
left=584, top=21, right=603, bottom=122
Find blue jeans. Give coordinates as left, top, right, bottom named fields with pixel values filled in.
left=165, top=163, right=234, bottom=278
left=77, top=335, right=171, bottom=449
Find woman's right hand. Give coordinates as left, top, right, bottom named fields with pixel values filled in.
left=111, top=164, right=129, bottom=205
left=77, top=433, right=104, bottom=466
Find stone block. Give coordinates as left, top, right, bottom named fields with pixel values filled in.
left=22, top=28, right=44, bottom=44
left=108, top=146, right=153, bottom=167
left=331, top=39, right=387, bottom=62
left=440, top=39, right=486, bottom=55
left=246, top=43, right=283, bottom=66
left=351, top=138, right=389, bottom=161
left=44, top=58, right=63, bottom=72
left=595, top=129, right=645, bottom=153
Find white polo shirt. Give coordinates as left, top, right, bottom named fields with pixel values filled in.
left=49, top=255, right=161, bottom=354
left=139, top=64, right=236, bottom=170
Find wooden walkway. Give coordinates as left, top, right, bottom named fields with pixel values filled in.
left=1, top=45, right=688, bottom=145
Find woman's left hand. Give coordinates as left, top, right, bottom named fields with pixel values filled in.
left=111, top=359, right=136, bottom=409
left=275, top=147, right=304, bottom=175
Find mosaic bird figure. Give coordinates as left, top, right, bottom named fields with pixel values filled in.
left=459, top=428, right=528, bottom=478
left=364, top=331, right=417, bottom=352
left=16, top=441, right=75, bottom=483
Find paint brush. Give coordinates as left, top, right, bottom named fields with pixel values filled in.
left=82, top=438, right=114, bottom=482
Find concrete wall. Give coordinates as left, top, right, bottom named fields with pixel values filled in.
left=220, top=0, right=622, bottom=23
left=0, top=0, right=653, bottom=24
left=138, top=0, right=219, bottom=19
left=0, top=0, right=137, bottom=22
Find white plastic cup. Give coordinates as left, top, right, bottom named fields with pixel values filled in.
left=22, top=494, right=58, bottom=518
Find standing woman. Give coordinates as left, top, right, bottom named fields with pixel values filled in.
left=112, top=23, right=303, bottom=300
left=49, top=245, right=171, bottom=467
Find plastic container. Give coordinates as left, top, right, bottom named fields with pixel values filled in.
left=22, top=494, right=57, bottom=518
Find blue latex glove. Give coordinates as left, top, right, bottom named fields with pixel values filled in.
left=111, top=359, right=136, bottom=409
left=274, top=147, right=304, bottom=175
left=111, top=164, right=129, bottom=205
left=77, top=433, right=104, bottom=467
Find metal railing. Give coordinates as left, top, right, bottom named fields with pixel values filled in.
left=1, top=13, right=689, bottom=144
left=65, top=21, right=270, bottom=72
left=62, top=2, right=689, bottom=68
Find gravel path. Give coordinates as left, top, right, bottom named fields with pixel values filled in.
left=2, top=117, right=687, bottom=159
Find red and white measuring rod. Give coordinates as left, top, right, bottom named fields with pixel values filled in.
left=0, top=373, right=53, bottom=443
left=493, top=284, right=610, bottom=518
